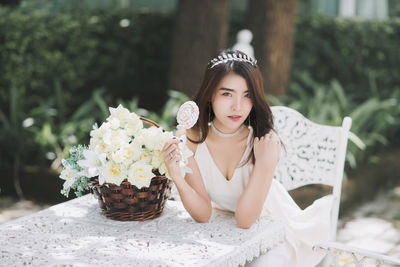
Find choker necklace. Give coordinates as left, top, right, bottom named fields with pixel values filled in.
left=210, top=121, right=245, bottom=137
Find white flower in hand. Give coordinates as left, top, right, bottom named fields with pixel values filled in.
left=178, top=136, right=194, bottom=160
left=127, top=161, right=154, bottom=189
left=177, top=135, right=193, bottom=176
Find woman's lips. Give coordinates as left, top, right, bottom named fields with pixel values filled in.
left=228, top=115, right=241, bottom=122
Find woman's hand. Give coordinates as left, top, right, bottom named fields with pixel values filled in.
left=162, top=139, right=182, bottom=180
left=253, top=130, right=281, bottom=172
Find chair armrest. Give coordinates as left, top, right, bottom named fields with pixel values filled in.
left=313, top=241, right=400, bottom=266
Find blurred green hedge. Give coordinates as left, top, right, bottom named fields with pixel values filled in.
left=1, top=7, right=399, bottom=169
left=1, top=8, right=399, bottom=111
left=0, top=7, right=172, bottom=112
left=292, top=15, right=400, bottom=101
left=1, top=7, right=399, bottom=200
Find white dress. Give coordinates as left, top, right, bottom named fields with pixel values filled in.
left=194, top=128, right=333, bottom=267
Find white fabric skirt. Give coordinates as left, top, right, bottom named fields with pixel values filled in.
left=246, top=180, right=333, bottom=267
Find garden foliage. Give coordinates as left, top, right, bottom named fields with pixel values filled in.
left=293, top=15, right=400, bottom=101
left=267, top=72, right=400, bottom=169
left=0, top=5, right=399, bottom=181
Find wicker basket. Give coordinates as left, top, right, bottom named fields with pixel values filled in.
left=87, top=117, right=173, bottom=221
left=88, top=175, right=172, bottom=221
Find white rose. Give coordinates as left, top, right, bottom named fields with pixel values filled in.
left=103, top=129, right=129, bottom=148
left=104, top=161, right=126, bottom=185
left=141, top=127, right=165, bottom=151
left=151, top=150, right=164, bottom=169
left=127, top=161, right=154, bottom=189
left=124, top=112, right=142, bottom=135
left=108, top=117, right=121, bottom=130
left=91, top=121, right=110, bottom=139
left=111, top=147, right=129, bottom=164
left=159, top=163, right=171, bottom=180
left=128, top=142, right=143, bottom=162
left=154, top=130, right=174, bottom=151
left=140, top=151, right=152, bottom=164
left=89, top=138, right=108, bottom=154
left=108, top=104, right=131, bottom=122
left=132, top=134, right=145, bottom=147
left=110, top=143, right=138, bottom=166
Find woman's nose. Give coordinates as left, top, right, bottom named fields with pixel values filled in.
left=232, top=98, right=241, bottom=110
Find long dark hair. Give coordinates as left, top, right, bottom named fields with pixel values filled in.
left=190, top=49, right=275, bottom=164
left=191, top=49, right=274, bottom=140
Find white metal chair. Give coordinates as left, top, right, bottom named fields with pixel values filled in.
left=314, top=241, right=400, bottom=266
left=271, top=106, right=351, bottom=241
left=271, top=106, right=400, bottom=267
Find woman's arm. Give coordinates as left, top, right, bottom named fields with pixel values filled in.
left=173, top=155, right=212, bottom=222
left=162, top=135, right=212, bottom=223
left=235, top=131, right=281, bottom=229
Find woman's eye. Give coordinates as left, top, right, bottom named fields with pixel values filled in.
left=244, top=94, right=250, bottom=98
left=222, top=92, right=232, bottom=96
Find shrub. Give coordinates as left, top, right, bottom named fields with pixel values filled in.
left=0, top=7, right=172, bottom=114
left=268, top=72, right=400, bottom=169
left=1, top=6, right=399, bottom=173
left=292, top=15, right=400, bottom=101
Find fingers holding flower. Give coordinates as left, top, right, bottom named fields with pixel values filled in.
left=162, top=139, right=182, bottom=179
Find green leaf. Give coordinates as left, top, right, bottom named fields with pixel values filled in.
left=92, top=89, right=109, bottom=120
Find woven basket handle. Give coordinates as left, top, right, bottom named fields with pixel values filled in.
left=140, top=117, right=161, bottom=128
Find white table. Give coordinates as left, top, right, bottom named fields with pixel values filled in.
left=0, top=194, right=285, bottom=267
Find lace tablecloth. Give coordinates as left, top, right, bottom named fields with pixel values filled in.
left=0, top=194, right=285, bottom=267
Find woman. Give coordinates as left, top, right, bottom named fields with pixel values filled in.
left=162, top=49, right=331, bottom=266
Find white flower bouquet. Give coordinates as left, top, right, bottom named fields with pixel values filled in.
left=60, top=104, right=192, bottom=200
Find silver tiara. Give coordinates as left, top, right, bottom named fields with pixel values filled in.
left=208, top=52, right=257, bottom=69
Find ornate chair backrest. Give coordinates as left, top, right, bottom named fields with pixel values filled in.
left=271, top=106, right=352, bottom=240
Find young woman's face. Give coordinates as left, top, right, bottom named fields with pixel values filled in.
left=211, top=72, right=253, bottom=133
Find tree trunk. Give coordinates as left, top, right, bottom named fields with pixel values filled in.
left=247, top=0, right=298, bottom=95
left=13, top=155, right=25, bottom=200
left=169, top=0, right=230, bottom=98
